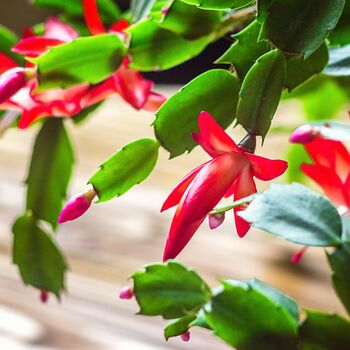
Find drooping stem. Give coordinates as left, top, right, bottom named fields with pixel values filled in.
left=239, top=133, right=257, bottom=153
left=209, top=194, right=258, bottom=215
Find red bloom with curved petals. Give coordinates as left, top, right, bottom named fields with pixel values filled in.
left=162, top=112, right=288, bottom=260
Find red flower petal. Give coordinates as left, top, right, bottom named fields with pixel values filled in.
left=82, top=76, right=117, bottom=108
left=114, top=66, right=154, bottom=110
left=232, top=166, right=257, bottom=238
left=82, top=0, right=106, bottom=35
left=163, top=153, right=246, bottom=260
left=301, top=163, right=349, bottom=207
left=12, top=37, right=64, bottom=57
left=0, top=53, right=18, bottom=74
left=110, top=19, right=129, bottom=33
left=246, top=153, right=288, bottom=180
left=142, top=92, right=166, bottom=112
left=197, top=111, right=240, bottom=155
left=45, top=17, right=79, bottom=42
left=161, top=161, right=210, bottom=212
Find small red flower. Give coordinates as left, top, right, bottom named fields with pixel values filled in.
left=299, top=136, right=350, bottom=209
left=161, top=112, right=288, bottom=260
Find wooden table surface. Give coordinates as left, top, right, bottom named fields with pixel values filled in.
left=0, top=87, right=346, bottom=349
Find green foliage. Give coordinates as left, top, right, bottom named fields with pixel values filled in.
left=89, top=138, right=159, bottom=202
left=216, top=21, right=270, bottom=80
left=285, top=43, right=328, bottom=92
left=300, top=310, right=350, bottom=349
left=132, top=261, right=211, bottom=319
left=32, top=0, right=121, bottom=24
left=72, top=102, right=103, bottom=124
left=12, top=214, right=68, bottom=297
left=158, top=0, right=221, bottom=39
left=0, top=25, right=24, bottom=65
left=126, top=19, right=211, bottom=71
left=180, top=0, right=253, bottom=10
left=26, top=119, right=74, bottom=229
left=164, top=313, right=197, bottom=339
left=205, top=281, right=298, bottom=350
left=328, top=0, right=350, bottom=46
left=260, top=0, right=345, bottom=58
left=32, top=34, right=127, bottom=89
left=325, top=44, right=350, bottom=77
left=154, top=69, right=240, bottom=157
left=286, top=144, right=311, bottom=183
left=327, top=243, right=350, bottom=315
left=237, top=50, right=286, bottom=138
left=239, top=183, right=343, bottom=247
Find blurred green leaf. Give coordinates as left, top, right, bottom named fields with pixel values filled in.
left=260, top=0, right=345, bottom=58
left=126, top=19, right=211, bottom=71
left=327, top=243, right=350, bottom=315
left=26, top=119, right=74, bottom=229
left=300, top=310, right=350, bottom=349
left=239, top=183, right=343, bottom=247
left=154, top=69, right=240, bottom=157
left=216, top=20, right=270, bottom=80
left=164, top=313, right=197, bottom=339
left=32, top=0, right=121, bottom=24
left=132, top=261, right=211, bottom=319
left=180, top=0, right=252, bottom=10
left=12, top=214, right=68, bottom=297
left=32, top=34, right=127, bottom=90
left=205, top=280, right=298, bottom=350
left=286, top=144, right=311, bottom=183
left=72, top=102, right=103, bottom=124
left=89, top=138, right=159, bottom=202
left=237, top=50, right=286, bottom=138
left=328, top=0, right=350, bottom=46
left=0, top=25, right=24, bottom=65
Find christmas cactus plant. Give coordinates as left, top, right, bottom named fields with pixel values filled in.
left=1, top=0, right=350, bottom=348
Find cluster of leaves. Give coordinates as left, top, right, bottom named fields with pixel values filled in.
left=132, top=260, right=350, bottom=350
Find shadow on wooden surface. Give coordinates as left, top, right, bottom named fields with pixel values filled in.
left=0, top=87, right=346, bottom=349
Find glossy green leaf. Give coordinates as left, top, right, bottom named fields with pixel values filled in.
left=126, top=19, right=211, bottom=71
left=154, top=69, right=240, bottom=157
left=300, top=310, right=350, bottom=349
left=285, top=43, right=328, bottom=92
left=328, top=0, right=350, bottom=46
left=89, top=138, right=159, bottom=202
left=327, top=243, right=350, bottom=315
left=164, top=313, right=197, bottom=340
left=180, top=0, right=252, bottom=10
left=236, top=50, right=286, bottom=138
left=0, top=25, right=24, bottom=65
left=32, top=34, right=127, bottom=90
left=159, top=0, right=221, bottom=39
left=256, top=0, right=273, bottom=23
left=247, top=279, right=299, bottom=321
left=32, top=0, right=121, bottom=24
left=149, top=0, right=176, bottom=22
left=132, top=261, right=211, bottom=319
left=216, top=21, right=271, bottom=80
left=131, top=0, right=157, bottom=22
left=325, top=44, right=350, bottom=76
left=12, top=214, right=68, bottom=297
left=260, top=0, right=345, bottom=58
left=239, top=183, right=343, bottom=247
left=26, top=119, right=74, bottom=229
left=205, top=281, right=298, bottom=350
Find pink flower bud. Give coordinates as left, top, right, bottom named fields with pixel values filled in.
left=208, top=213, right=225, bottom=229
left=180, top=331, right=190, bottom=342
left=40, top=289, right=49, bottom=303
left=119, top=286, right=134, bottom=300
left=161, top=7, right=169, bottom=15
left=58, top=188, right=96, bottom=224
left=289, top=125, right=319, bottom=144
left=291, top=246, right=308, bottom=264
left=0, top=68, right=27, bottom=103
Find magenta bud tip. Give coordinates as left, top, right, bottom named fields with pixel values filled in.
left=291, top=247, right=308, bottom=264
left=289, top=125, right=319, bottom=144
left=40, top=289, right=49, bottom=303
left=58, top=188, right=96, bottom=224
left=0, top=68, right=27, bottom=104
left=208, top=213, right=225, bottom=229
left=180, top=331, right=190, bottom=342
left=119, top=286, right=134, bottom=300
left=161, top=7, right=169, bottom=15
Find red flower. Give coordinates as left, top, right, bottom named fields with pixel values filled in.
left=300, top=137, right=350, bottom=209
left=161, top=112, right=288, bottom=260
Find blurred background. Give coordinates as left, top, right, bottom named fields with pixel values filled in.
left=0, top=1, right=349, bottom=350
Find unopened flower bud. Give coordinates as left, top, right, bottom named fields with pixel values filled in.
left=58, top=188, right=96, bottom=224
left=40, top=289, right=49, bottom=303
left=291, top=246, right=308, bottom=264
left=289, top=125, right=319, bottom=144
left=0, top=68, right=27, bottom=103
left=119, top=286, right=134, bottom=300
left=161, top=7, right=169, bottom=15
left=208, top=213, right=225, bottom=229
left=180, top=331, right=190, bottom=342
